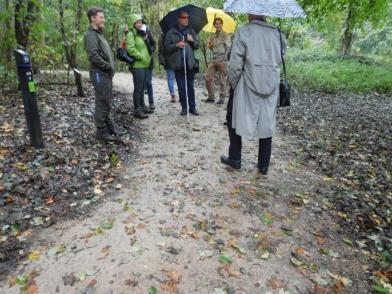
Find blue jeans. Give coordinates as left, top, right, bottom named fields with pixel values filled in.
left=175, top=70, right=196, bottom=111
left=166, top=69, right=175, bottom=96
left=145, top=67, right=154, bottom=105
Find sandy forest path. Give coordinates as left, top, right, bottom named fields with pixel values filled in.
left=3, top=73, right=368, bottom=294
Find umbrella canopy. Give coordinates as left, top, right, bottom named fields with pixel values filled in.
left=159, top=4, right=208, bottom=34
left=224, top=0, right=306, bottom=18
left=202, top=7, right=236, bottom=34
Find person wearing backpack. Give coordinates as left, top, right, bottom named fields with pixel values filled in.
left=158, top=32, right=176, bottom=103
left=126, top=14, right=152, bottom=119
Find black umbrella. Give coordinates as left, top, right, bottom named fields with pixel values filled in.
left=159, top=4, right=208, bottom=34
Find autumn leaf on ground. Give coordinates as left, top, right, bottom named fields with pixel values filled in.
left=267, top=277, right=285, bottom=289
left=260, top=213, right=274, bottom=225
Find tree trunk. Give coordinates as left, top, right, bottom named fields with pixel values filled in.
left=5, top=0, right=13, bottom=61
left=341, top=5, right=354, bottom=56
left=14, top=0, right=36, bottom=49
left=73, top=69, right=84, bottom=97
left=59, top=0, right=84, bottom=96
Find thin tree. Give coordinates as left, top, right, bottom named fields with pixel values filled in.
left=59, top=0, right=84, bottom=97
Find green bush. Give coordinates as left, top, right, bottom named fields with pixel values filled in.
left=286, top=49, right=392, bottom=93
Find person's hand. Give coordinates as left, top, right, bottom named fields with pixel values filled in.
left=176, top=41, right=186, bottom=48
left=187, top=33, right=194, bottom=42
left=207, top=36, right=214, bottom=48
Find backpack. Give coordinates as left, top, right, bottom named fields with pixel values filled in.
left=158, top=32, right=167, bottom=67
left=116, top=31, right=135, bottom=64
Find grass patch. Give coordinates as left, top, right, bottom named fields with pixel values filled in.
left=286, top=49, right=392, bottom=94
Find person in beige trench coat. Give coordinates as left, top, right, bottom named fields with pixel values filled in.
left=221, top=14, right=286, bottom=175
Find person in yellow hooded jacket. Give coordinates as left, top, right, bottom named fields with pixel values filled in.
left=126, top=14, right=152, bottom=119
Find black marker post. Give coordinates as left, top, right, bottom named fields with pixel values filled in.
left=14, top=49, right=44, bottom=148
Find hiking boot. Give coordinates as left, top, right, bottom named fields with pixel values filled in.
left=220, top=155, right=241, bottom=170
left=134, top=110, right=148, bottom=119
left=203, top=98, right=215, bottom=103
left=107, top=123, right=125, bottom=137
left=257, top=166, right=268, bottom=175
left=149, top=104, right=156, bottom=111
left=96, top=131, right=117, bottom=143
left=190, top=109, right=199, bottom=116
left=171, top=95, right=177, bottom=103
left=142, top=107, right=154, bottom=114
left=216, top=98, right=224, bottom=105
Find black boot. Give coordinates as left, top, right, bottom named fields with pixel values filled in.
left=134, top=110, right=148, bottom=119
left=216, top=98, right=224, bottom=105
left=96, top=131, right=117, bottom=143
left=257, top=166, right=268, bottom=175
left=107, top=122, right=125, bottom=137
left=190, top=108, right=199, bottom=116
left=220, top=155, right=241, bottom=169
left=142, top=107, right=154, bottom=114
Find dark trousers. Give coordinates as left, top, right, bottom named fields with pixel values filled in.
left=131, top=68, right=147, bottom=111
left=226, top=89, right=272, bottom=170
left=145, top=67, right=154, bottom=105
left=175, top=69, right=196, bottom=111
left=90, top=71, right=114, bottom=134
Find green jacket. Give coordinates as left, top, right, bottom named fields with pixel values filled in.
left=84, top=26, right=115, bottom=77
left=126, top=14, right=151, bottom=69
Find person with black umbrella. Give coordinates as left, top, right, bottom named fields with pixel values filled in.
left=164, top=11, right=200, bottom=116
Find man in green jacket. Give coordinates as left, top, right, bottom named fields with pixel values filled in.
left=126, top=14, right=152, bottom=119
left=84, top=7, right=118, bottom=143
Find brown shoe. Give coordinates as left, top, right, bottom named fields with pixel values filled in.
left=203, top=98, right=215, bottom=103
left=171, top=95, right=176, bottom=103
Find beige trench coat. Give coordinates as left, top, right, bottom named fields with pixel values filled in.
left=229, top=20, right=286, bottom=139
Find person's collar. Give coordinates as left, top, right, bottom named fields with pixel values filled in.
left=89, top=24, right=103, bottom=33
left=250, top=19, right=276, bottom=29
left=177, top=24, right=188, bottom=30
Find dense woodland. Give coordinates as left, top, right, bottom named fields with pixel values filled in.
left=0, top=0, right=391, bottom=94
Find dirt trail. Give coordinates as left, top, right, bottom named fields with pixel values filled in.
left=2, top=74, right=368, bottom=293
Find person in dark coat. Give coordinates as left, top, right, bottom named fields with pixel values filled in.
left=84, top=7, right=118, bottom=143
left=164, top=11, right=200, bottom=116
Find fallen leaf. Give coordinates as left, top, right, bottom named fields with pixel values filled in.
left=218, top=255, right=232, bottom=264
left=267, top=278, right=285, bottom=289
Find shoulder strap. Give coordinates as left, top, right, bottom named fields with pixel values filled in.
left=278, top=28, right=287, bottom=82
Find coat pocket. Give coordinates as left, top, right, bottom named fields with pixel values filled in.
left=244, top=64, right=280, bottom=96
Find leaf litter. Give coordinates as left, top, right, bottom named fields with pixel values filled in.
left=0, top=75, right=141, bottom=277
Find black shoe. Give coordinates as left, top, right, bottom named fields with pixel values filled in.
left=143, top=107, right=154, bottom=114
left=96, top=132, right=117, bottom=143
left=220, top=155, right=241, bottom=169
left=109, top=129, right=126, bottom=137
left=180, top=109, right=187, bottom=116
left=258, top=166, right=268, bottom=175
left=203, top=98, right=215, bottom=103
left=149, top=104, right=156, bottom=111
left=190, top=109, right=199, bottom=116
left=216, top=98, right=224, bottom=105
left=134, top=110, right=148, bottom=119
